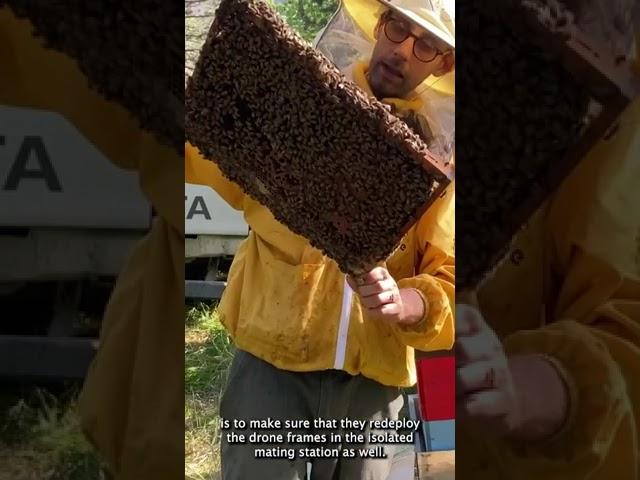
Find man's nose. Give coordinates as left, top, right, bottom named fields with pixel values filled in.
left=392, top=36, right=413, bottom=61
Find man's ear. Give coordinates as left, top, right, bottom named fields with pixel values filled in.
left=433, top=51, right=455, bottom=76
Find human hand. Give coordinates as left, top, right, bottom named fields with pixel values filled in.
left=456, top=302, right=569, bottom=439
left=347, top=266, right=426, bottom=326
left=456, top=303, right=523, bottom=436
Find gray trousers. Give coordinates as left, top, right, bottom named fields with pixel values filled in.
left=220, top=350, right=404, bottom=480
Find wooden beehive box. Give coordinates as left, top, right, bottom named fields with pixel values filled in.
left=185, top=0, right=453, bottom=275
left=416, top=451, right=455, bottom=480
left=456, top=0, right=640, bottom=290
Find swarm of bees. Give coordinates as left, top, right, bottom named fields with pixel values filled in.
left=186, top=0, right=452, bottom=275
left=456, top=0, right=601, bottom=289
left=2, top=0, right=184, bottom=153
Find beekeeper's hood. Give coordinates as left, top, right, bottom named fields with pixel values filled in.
left=316, top=0, right=454, bottom=94
left=314, top=0, right=455, bottom=160
left=347, top=0, right=454, bottom=50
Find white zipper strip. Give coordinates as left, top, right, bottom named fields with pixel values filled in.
left=333, top=277, right=353, bottom=370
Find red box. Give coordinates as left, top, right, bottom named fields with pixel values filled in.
left=416, top=356, right=455, bottom=421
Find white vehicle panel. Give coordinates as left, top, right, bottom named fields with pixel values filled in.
left=0, top=106, right=150, bottom=229
left=185, top=183, right=248, bottom=236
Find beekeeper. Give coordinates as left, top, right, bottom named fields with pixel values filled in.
left=455, top=1, right=640, bottom=478
left=0, top=7, right=184, bottom=480
left=185, top=0, right=455, bottom=478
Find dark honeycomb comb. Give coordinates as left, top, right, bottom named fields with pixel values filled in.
left=186, top=0, right=453, bottom=275
left=457, top=0, right=639, bottom=289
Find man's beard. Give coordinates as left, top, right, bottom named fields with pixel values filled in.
left=367, top=67, right=404, bottom=100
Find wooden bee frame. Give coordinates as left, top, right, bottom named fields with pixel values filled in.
left=456, top=0, right=640, bottom=290
left=186, top=0, right=454, bottom=275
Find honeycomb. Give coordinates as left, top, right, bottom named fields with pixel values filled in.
left=455, top=0, right=635, bottom=289
left=186, top=0, right=452, bottom=275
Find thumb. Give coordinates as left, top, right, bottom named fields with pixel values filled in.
left=456, top=303, right=485, bottom=337
left=346, top=275, right=359, bottom=292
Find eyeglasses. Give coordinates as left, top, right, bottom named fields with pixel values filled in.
left=383, top=18, right=447, bottom=63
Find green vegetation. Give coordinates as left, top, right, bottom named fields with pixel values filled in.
left=0, top=388, right=104, bottom=480
left=185, top=304, right=235, bottom=480
left=274, top=0, right=339, bottom=42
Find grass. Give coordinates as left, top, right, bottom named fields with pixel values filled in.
left=0, top=387, right=104, bottom=480
left=185, top=303, right=235, bottom=480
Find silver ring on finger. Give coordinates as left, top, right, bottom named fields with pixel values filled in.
left=383, top=291, right=394, bottom=305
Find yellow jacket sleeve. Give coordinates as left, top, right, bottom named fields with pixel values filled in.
left=79, top=217, right=185, bottom=479
left=393, top=205, right=456, bottom=352
left=493, top=251, right=640, bottom=479
left=185, top=142, right=246, bottom=211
